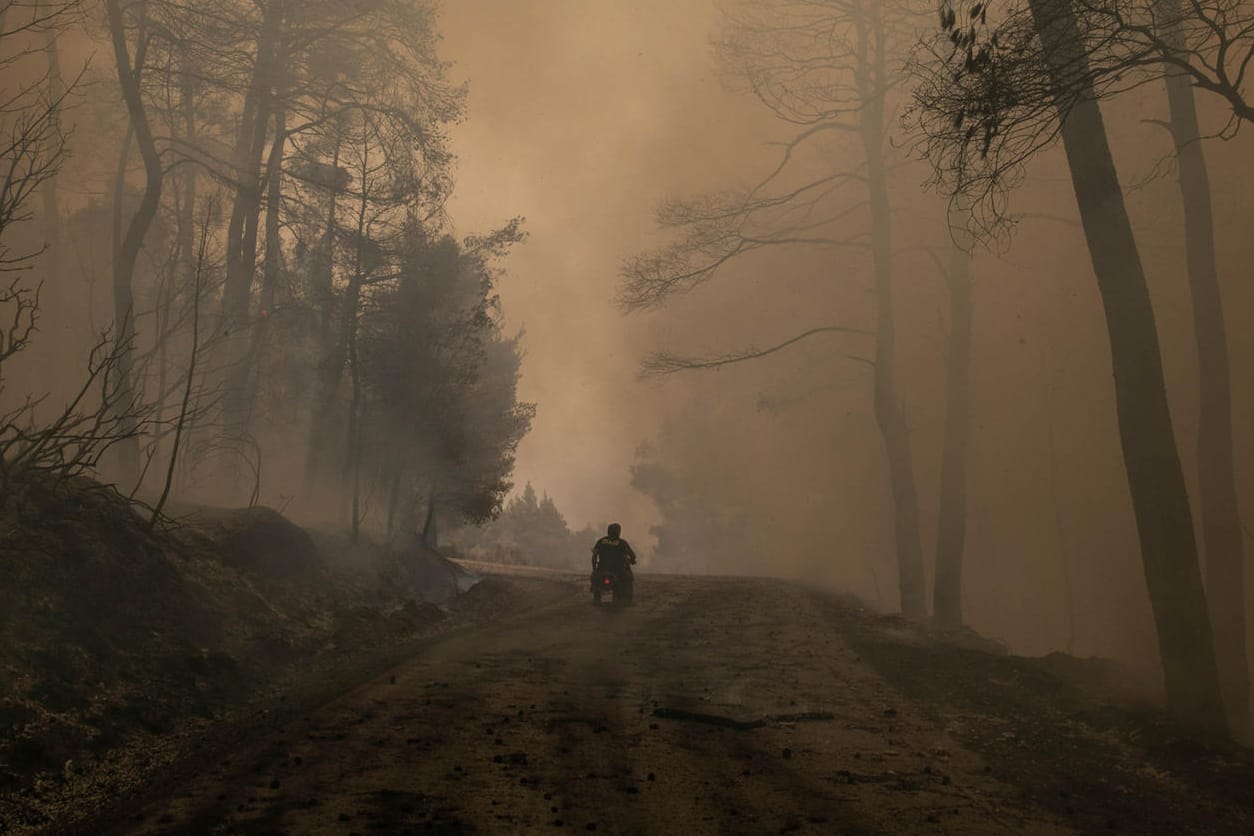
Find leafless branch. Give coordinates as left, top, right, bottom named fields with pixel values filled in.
left=640, top=325, right=873, bottom=377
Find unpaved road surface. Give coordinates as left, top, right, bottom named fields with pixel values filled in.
left=96, top=570, right=1254, bottom=835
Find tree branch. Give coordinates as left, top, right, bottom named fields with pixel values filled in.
left=640, top=325, right=873, bottom=377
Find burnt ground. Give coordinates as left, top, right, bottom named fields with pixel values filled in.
left=0, top=485, right=501, bottom=834
left=58, top=567, right=1254, bottom=836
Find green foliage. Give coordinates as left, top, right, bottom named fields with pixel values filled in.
left=357, top=222, right=533, bottom=529
left=453, top=482, right=590, bottom=568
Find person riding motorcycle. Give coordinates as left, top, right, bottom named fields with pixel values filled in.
left=591, top=523, right=636, bottom=603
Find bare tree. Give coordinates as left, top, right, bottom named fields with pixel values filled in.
left=932, top=205, right=973, bottom=629
left=622, top=0, right=945, bottom=619
left=913, top=0, right=1228, bottom=732
left=1, top=327, right=153, bottom=506
left=149, top=197, right=214, bottom=527
left=106, top=0, right=165, bottom=491
left=1083, top=0, right=1254, bottom=127
left=1157, top=0, right=1248, bottom=734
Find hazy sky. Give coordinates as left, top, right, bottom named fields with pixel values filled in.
left=441, top=0, right=771, bottom=542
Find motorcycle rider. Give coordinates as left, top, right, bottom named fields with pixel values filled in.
left=591, top=523, right=636, bottom=602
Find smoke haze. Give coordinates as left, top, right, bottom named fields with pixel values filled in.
left=3, top=0, right=1253, bottom=692
left=443, top=0, right=1254, bottom=677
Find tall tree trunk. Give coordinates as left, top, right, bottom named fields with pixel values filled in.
left=111, top=125, right=133, bottom=290
left=1026, top=0, right=1226, bottom=732
left=39, top=0, right=62, bottom=288
left=346, top=324, right=362, bottom=542
left=303, top=136, right=344, bottom=490
left=1160, top=7, right=1249, bottom=735
left=221, top=0, right=282, bottom=327
left=167, top=69, right=201, bottom=494
left=933, top=210, right=973, bottom=629
left=150, top=228, right=203, bottom=528
left=178, top=69, right=197, bottom=294
left=228, top=107, right=287, bottom=450
left=258, top=110, right=285, bottom=322
left=1041, top=350, right=1078, bottom=655
left=341, top=143, right=370, bottom=539
left=106, top=0, right=162, bottom=493
left=859, top=8, right=926, bottom=619
left=218, top=3, right=283, bottom=492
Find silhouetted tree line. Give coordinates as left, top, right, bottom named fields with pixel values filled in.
left=451, top=482, right=601, bottom=569
left=0, top=1, right=532, bottom=545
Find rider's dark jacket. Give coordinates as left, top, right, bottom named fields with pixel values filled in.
left=591, top=536, right=636, bottom=574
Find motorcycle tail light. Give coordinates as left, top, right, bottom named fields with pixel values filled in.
left=603, top=578, right=611, bottom=585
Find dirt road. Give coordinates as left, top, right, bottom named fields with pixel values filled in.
left=101, top=570, right=1253, bottom=835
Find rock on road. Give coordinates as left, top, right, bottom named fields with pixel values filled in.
left=104, top=569, right=1253, bottom=835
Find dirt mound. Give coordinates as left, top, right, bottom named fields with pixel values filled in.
left=0, top=481, right=466, bottom=807
left=1, top=487, right=231, bottom=778
left=183, top=506, right=321, bottom=582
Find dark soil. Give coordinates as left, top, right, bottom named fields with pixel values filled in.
left=61, top=571, right=1254, bottom=835
left=0, top=480, right=472, bottom=833
left=827, top=597, right=1254, bottom=835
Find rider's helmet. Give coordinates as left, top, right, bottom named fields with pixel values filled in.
left=607, top=522, right=621, bottom=538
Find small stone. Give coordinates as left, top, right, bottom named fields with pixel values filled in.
left=646, top=773, right=655, bottom=782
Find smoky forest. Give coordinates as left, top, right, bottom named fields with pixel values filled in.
left=2, top=0, right=1254, bottom=833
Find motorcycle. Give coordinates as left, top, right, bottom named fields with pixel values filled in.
left=592, top=567, right=634, bottom=607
